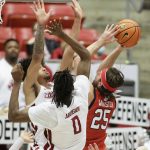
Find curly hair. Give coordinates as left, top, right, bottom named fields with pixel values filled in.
left=52, top=69, right=74, bottom=108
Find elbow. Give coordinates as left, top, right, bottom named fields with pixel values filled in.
left=8, top=112, right=17, bottom=122
left=81, top=49, right=91, bottom=61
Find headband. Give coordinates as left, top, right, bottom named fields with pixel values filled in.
left=100, top=68, right=117, bottom=92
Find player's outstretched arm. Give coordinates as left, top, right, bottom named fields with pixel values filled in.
left=8, top=64, right=30, bottom=122
left=70, top=24, right=120, bottom=75
left=87, top=24, right=119, bottom=56
left=45, top=20, right=91, bottom=77
left=95, top=45, right=124, bottom=81
left=23, top=0, right=51, bottom=105
left=60, top=0, right=83, bottom=71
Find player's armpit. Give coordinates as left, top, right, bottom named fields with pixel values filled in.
left=23, top=80, right=40, bottom=106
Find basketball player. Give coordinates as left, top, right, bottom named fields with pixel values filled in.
left=9, top=0, right=92, bottom=150
left=9, top=0, right=84, bottom=149
left=48, top=22, right=125, bottom=149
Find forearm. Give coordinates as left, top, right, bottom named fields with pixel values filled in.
left=87, top=39, right=104, bottom=56
left=65, top=18, right=82, bottom=56
left=8, top=82, right=21, bottom=121
left=9, top=82, right=30, bottom=122
left=71, top=17, right=81, bottom=38
left=59, top=31, right=90, bottom=60
left=32, top=24, right=44, bottom=58
left=60, top=18, right=82, bottom=70
left=97, top=46, right=123, bottom=73
left=25, top=24, right=44, bottom=88
left=9, top=137, right=24, bottom=150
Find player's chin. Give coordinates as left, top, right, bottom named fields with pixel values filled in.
left=44, top=75, right=51, bottom=82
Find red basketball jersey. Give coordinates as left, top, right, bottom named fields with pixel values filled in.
left=84, top=88, right=116, bottom=150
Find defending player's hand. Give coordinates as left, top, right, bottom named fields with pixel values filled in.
left=21, top=131, right=34, bottom=143
left=11, top=63, right=24, bottom=83
left=98, top=24, right=120, bottom=45
left=88, top=143, right=99, bottom=150
left=31, top=0, right=51, bottom=25
left=71, top=0, right=83, bottom=19
left=45, top=19, right=63, bottom=36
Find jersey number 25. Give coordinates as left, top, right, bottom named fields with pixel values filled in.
left=91, top=109, right=111, bottom=130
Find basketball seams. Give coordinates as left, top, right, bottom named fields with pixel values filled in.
left=120, top=27, right=137, bottom=45
left=115, top=25, right=140, bottom=37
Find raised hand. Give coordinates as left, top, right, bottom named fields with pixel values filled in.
left=88, top=143, right=99, bottom=150
left=71, top=0, right=83, bottom=19
left=31, top=0, right=51, bottom=25
left=21, top=131, right=34, bottom=143
left=45, top=19, right=63, bottom=36
left=11, top=64, right=24, bottom=83
left=99, top=24, right=120, bottom=45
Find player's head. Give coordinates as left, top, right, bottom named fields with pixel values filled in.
left=19, top=58, right=51, bottom=85
left=96, top=67, right=124, bottom=97
left=4, top=39, right=20, bottom=63
left=52, top=69, right=74, bottom=108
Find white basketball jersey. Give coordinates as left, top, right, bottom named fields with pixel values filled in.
left=29, top=75, right=90, bottom=150
left=0, top=58, right=13, bottom=107
left=0, top=59, right=26, bottom=108
left=29, top=83, right=54, bottom=150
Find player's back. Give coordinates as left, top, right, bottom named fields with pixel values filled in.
left=29, top=75, right=90, bottom=150
left=84, top=88, right=116, bottom=150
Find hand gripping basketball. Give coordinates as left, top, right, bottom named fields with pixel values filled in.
left=115, top=19, right=141, bottom=48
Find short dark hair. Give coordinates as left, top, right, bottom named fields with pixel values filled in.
left=19, top=58, right=45, bottom=81
left=4, top=38, right=19, bottom=50
left=52, top=69, right=74, bottom=108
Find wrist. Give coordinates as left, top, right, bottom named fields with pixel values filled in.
left=75, top=16, right=82, bottom=21
left=57, top=31, right=65, bottom=38
left=18, top=137, right=24, bottom=143
left=114, top=46, right=124, bottom=53
left=37, top=24, right=45, bottom=30
left=14, top=81, right=22, bottom=85
left=98, top=37, right=105, bottom=46
left=97, top=38, right=105, bottom=46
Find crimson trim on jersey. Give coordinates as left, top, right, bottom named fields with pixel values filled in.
left=48, top=130, right=54, bottom=150
left=100, top=68, right=117, bottom=92
left=44, top=129, right=54, bottom=150
left=89, top=88, right=96, bottom=110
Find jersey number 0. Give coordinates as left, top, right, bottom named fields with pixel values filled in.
left=72, top=115, right=81, bottom=134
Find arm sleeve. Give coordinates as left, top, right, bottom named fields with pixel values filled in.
left=9, top=137, right=24, bottom=150
left=74, top=75, right=91, bottom=99
left=28, top=102, right=57, bottom=129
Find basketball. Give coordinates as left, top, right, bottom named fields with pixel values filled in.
left=115, top=19, right=141, bottom=48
